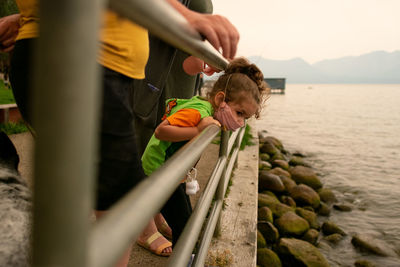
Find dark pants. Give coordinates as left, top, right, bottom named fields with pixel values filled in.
left=161, top=183, right=193, bottom=246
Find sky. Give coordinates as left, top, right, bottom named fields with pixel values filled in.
left=212, top=0, right=400, bottom=64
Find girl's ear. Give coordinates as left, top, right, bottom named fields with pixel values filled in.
left=214, top=91, right=225, bottom=108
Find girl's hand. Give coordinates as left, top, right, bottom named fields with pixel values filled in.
left=197, top=116, right=221, bottom=132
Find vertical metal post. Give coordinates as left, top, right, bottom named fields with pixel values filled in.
left=32, top=0, right=102, bottom=266
left=214, top=130, right=229, bottom=236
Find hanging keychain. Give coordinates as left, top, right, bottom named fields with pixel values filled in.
left=185, top=167, right=200, bottom=195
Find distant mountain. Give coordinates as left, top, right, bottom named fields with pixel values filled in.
left=248, top=50, right=400, bottom=84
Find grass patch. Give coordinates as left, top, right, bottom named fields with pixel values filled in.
left=239, top=124, right=255, bottom=150
left=0, top=121, right=28, bottom=135
left=0, top=79, right=15, bottom=104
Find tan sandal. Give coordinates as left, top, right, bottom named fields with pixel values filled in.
left=158, top=220, right=173, bottom=240
left=137, top=231, right=172, bottom=257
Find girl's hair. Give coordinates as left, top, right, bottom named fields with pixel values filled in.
left=207, top=57, right=269, bottom=118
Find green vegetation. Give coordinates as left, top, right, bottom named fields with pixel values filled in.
left=0, top=121, right=28, bottom=135
left=0, top=80, right=15, bottom=104
left=0, top=0, right=19, bottom=17
left=240, top=124, right=255, bottom=150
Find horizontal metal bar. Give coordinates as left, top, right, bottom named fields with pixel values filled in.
left=227, top=129, right=240, bottom=156
left=167, top=156, right=227, bottom=267
left=109, top=0, right=229, bottom=70
left=88, top=124, right=220, bottom=267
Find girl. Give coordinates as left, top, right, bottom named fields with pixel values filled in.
left=140, top=57, right=269, bottom=248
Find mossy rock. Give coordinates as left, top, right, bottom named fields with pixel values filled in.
left=275, top=211, right=310, bottom=237
left=276, top=238, right=330, bottom=267
left=269, top=167, right=291, bottom=179
left=272, top=159, right=289, bottom=170
left=259, top=153, right=270, bottom=162
left=295, top=207, right=320, bottom=229
left=280, top=195, right=296, bottom=208
left=257, top=229, right=267, bottom=248
left=259, top=171, right=285, bottom=192
left=323, top=233, right=343, bottom=244
left=258, top=221, right=279, bottom=244
left=302, top=229, right=319, bottom=245
left=316, top=202, right=331, bottom=216
left=259, top=160, right=272, bottom=170
left=272, top=203, right=294, bottom=218
left=258, top=206, right=273, bottom=223
left=257, top=248, right=282, bottom=267
left=290, top=184, right=321, bottom=209
left=279, top=176, right=297, bottom=193
left=333, top=204, right=352, bottom=212
left=258, top=193, right=280, bottom=208
left=351, top=234, right=397, bottom=257
left=321, top=221, right=346, bottom=236
left=317, top=188, right=338, bottom=204
left=260, top=142, right=279, bottom=156
left=354, top=259, right=376, bottom=267
left=289, top=156, right=308, bottom=167
left=289, top=166, right=322, bottom=190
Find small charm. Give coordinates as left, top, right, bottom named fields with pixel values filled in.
left=185, top=167, right=200, bottom=195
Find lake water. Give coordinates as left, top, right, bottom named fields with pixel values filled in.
left=256, top=84, right=400, bottom=266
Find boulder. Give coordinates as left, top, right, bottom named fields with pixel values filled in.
left=280, top=196, right=296, bottom=208
left=323, top=233, right=343, bottom=244
left=279, top=176, right=297, bottom=193
left=317, top=188, right=337, bottom=204
left=302, top=229, right=319, bottom=245
left=259, top=153, right=270, bottom=162
left=271, top=151, right=286, bottom=161
left=276, top=238, right=330, bottom=267
left=260, top=142, right=279, bottom=156
left=289, top=166, right=322, bottom=189
left=333, top=204, right=352, bottom=212
left=257, top=248, right=282, bottom=267
left=275, top=211, right=310, bottom=237
left=258, top=207, right=273, bottom=223
left=259, top=171, right=285, bottom=192
left=258, top=221, right=279, bottom=244
left=289, top=156, right=309, bottom=167
left=290, top=184, right=321, bottom=209
left=295, top=207, right=319, bottom=229
left=272, top=159, right=289, bottom=170
left=258, top=193, right=280, bottom=208
left=272, top=203, right=294, bottom=218
left=257, top=229, right=267, bottom=248
left=259, top=160, right=272, bottom=170
left=259, top=136, right=284, bottom=151
left=269, top=167, right=291, bottom=179
left=321, top=221, right=346, bottom=236
left=351, top=234, right=397, bottom=257
left=316, top=202, right=331, bottom=216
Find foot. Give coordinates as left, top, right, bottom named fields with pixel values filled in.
left=155, top=213, right=173, bottom=240
left=137, top=231, right=172, bottom=256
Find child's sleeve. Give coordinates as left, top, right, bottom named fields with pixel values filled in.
left=167, top=108, right=202, bottom=127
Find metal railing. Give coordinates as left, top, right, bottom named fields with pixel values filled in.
left=32, top=0, right=240, bottom=266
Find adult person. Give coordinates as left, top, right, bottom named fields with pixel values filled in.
left=3, top=0, right=239, bottom=266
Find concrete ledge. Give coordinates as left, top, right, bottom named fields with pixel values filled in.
left=208, top=120, right=259, bottom=266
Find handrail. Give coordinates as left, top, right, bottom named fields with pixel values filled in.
left=109, top=0, right=229, bottom=70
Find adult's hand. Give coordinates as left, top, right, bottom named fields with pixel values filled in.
left=167, top=0, right=240, bottom=60
left=0, top=14, right=21, bottom=52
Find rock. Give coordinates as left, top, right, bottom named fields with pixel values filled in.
left=259, top=153, right=270, bottom=162
left=279, top=176, right=297, bottom=193
left=259, top=136, right=284, bottom=151
left=290, top=184, right=321, bottom=209
left=317, top=188, right=338, bottom=204
left=354, top=259, right=376, bottom=267
left=258, top=207, right=273, bottom=223
left=323, top=233, right=343, bottom=244
left=257, top=229, right=267, bottom=248
left=258, top=221, right=279, bottom=244
left=281, top=196, right=296, bottom=208
left=260, top=142, right=279, bottom=156
left=272, top=159, right=289, bottom=170
left=269, top=167, right=291, bottom=179
left=289, top=166, right=323, bottom=190
left=316, top=202, right=331, bottom=216
left=259, top=171, right=285, bottom=192
left=276, top=238, right=330, bottom=267
left=272, top=203, right=294, bottom=218
left=289, top=156, right=308, bottom=167
left=275, top=211, right=310, bottom=237
left=321, top=221, right=346, bottom=236
left=258, top=193, right=280, bottom=208
left=271, top=151, right=286, bottom=161
left=333, top=204, right=352, bottom=212
left=302, top=229, right=319, bottom=245
left=257, top=248, right=282, bottom=267
left=295, top=207, right=319, bottom=230
left=259, top=160, right=272, bottom=170
left=351, top=234, right=397, bottom=257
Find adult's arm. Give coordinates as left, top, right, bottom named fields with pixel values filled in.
left=0, top=14, right=20, bottom=52
left=166, top=0, right=239, bottom=60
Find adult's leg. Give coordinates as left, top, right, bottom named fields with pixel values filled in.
left=161, top=183, right=192, bottom=246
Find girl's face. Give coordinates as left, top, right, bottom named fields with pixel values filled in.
left=226, top=96, right=258, bottom=126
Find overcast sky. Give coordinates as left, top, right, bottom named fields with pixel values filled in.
left=212, top=0, right=400, bottom=64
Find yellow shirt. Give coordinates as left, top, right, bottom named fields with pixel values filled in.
left=15, top=1, right=149, bottom=79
